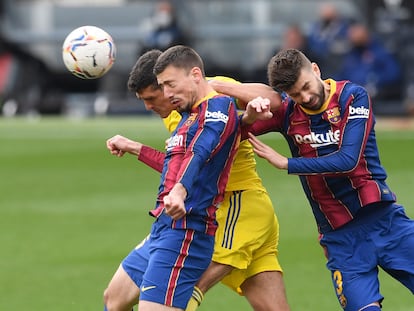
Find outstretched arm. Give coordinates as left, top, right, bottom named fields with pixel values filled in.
left=106, top=135, right=142, bottom=157
left=241, top=96, right=273, bottom=125
left=209, top=79, right=282, bottom=110
left=106, top=134, right=165, bottom=172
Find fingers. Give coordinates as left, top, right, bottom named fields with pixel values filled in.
left=247, top=97, right=273, bottom=120
left=166, top=208, right=186, bottom=220
left=249, top=96, right=269, bottom=110
left=248, top=132, right=269, bottom=159
left=106, top=135, right=126, bottom=157
left=247, top=132, right=263, bottom=148
left=163, top=196, right=186, bottom=220
left=249, top=96, right=271, bottom=112
left=164, top=206, right=186, bottom=220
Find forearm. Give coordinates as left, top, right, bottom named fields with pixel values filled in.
left=210, top=80, right=281, bottom=109
left=138, top=145, right=165, bottom=173
left=125, top=141, right=142, bottom=156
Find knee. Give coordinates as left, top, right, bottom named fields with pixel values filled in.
left=103, top=287, right=117, bottom=311
left=103, top=287, right=110, bottom=310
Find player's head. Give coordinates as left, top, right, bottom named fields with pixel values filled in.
left=127, top=49, right=174, bottom=118
left=267, top=48, right=326, bottom=111
left=154, top=45, right=206, bottom=113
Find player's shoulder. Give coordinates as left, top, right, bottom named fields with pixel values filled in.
left=209, top=93, right=236, bottom=107
left=337, top=80, right=367, bottom=97
left=207, top=76, right=241, bottom=84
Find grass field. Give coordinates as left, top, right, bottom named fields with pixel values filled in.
left=0, top=116, right=413, bottom=310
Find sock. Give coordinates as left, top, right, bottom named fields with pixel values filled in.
left=185, top=286, right=204, bottom=311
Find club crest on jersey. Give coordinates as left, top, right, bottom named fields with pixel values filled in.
left=185, top=113, right=198, bottom=126
left=326, top=107, right=341, bottom=124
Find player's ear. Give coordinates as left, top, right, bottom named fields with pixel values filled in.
left=311, top=62, right=321, bottom=78
left=190, top=67, right=202, bottom=82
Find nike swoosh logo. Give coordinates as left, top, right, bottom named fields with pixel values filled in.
left=141, top=285, right=157, bottom=292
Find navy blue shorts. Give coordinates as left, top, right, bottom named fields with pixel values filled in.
left=122, top=220, right=214, bottom=309
left=319, top=203, right=414, bottom=311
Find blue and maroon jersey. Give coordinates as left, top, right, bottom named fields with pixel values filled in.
left=243, top=79, right=396, bottom=233
left=149, top=91, right=240, bottom=236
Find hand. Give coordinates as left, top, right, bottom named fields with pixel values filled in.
left=106, top=135, right=142, bottom=157
left=248, top=132, right=288, bottom=170
left=242, top=96, right=273, bottom=125
left=163, top=183, right=187, bottom=220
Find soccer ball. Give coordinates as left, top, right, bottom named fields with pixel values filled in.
left=62, top=25, right=116, bottom=79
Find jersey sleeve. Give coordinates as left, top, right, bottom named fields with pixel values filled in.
left=241, top=101, right=288, bottom=140
left=137, top=145, right=165, bottom=173
left=288, top=85, right=373, bottom=175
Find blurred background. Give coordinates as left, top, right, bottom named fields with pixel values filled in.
left=2, top=2, right=414, bottom=310
left=1, top=0, right=414, bottom=118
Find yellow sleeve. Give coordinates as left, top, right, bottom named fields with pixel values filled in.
left=207, top=76, right=240, bottom=84
left=162, top=110, right=182, bottom=133
left=207, top=76, right=243, bottom=109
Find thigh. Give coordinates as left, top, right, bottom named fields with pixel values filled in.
left=195, top=261, right=234, bottom=294
left=140, top=224, right=214, bottom=309
left=216, top=190, right=282, bottom=293
left=104, top=234, right=151, bottom=310
left=138, top=300, right=182, bottom=311
left=213, top=190, right=279, bottom=269
left=241, top=271, right=289, bottom=311
left=376, top=204, right=414, bottom=292
left=320, top=230, right=383, bottom=311
left=104, top=264, right=140, bottom=309
left=122, top=234, right=151, bottom=287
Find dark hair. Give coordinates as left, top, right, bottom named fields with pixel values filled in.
left=153, top=45, right=205, bottom=76
left=127, top=49, right=162, bottom=93
left=267, top=48, right=312, bottom=92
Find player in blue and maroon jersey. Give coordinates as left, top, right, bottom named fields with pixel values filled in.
left=105, top=46, right=239, bottom=311
left=104, top=49, right=289, bottom=311
left=236, top=49, right=414, bottom=311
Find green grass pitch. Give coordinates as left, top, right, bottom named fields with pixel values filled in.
left=0, top=116, right=413, bottom=310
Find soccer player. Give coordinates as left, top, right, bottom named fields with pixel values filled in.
left=240, top=48, right=414, bottom=311
left=104, top=45, right=240, bottom=311
left=103, top=49, right=290, bottom=311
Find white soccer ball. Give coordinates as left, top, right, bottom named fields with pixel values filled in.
left=62, top=25, right=116, bottom=79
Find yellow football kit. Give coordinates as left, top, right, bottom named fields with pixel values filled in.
left=163, top=77, right=282, bottom=294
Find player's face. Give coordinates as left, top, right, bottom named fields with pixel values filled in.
left=136, top=86, right=174, bottom=118
left=286, top=63, right=326, bottom=111
left=156, top=65, right=199, bottom=113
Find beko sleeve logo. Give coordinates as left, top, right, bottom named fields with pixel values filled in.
left=348, top=105, right=369, bottom=119
left=205, top=110, right=229, bottom=123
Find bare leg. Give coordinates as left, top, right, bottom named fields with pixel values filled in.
left=195, top=261, right=234, bottom=293
left=104, top=264, right=140, bottom=311
left=192, top=262, right=290, bottom=311
left=241, top=271, right=290, bottom=311
left=139, top=301, right=182, bottom=311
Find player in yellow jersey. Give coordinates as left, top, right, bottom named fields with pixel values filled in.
left=103, top=49, right=290, bottom=311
